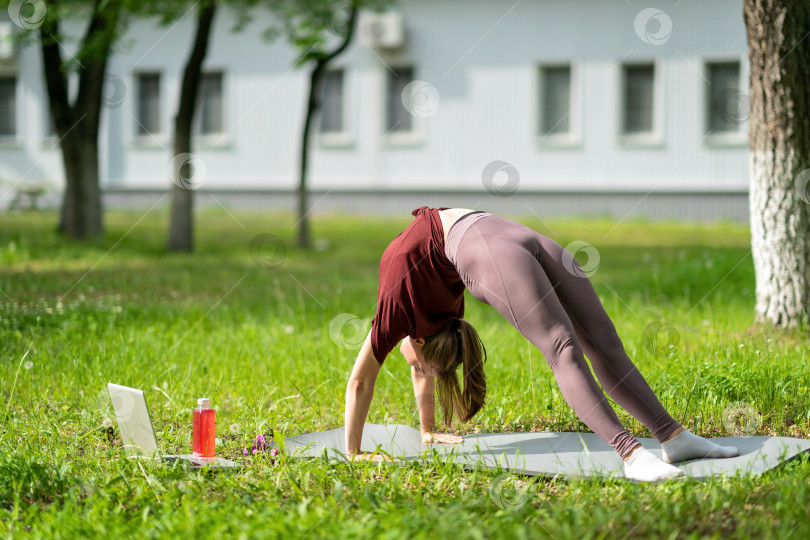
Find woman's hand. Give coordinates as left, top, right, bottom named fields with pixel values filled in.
left=422, top=431, right=464, bottom=444
left=349, top=452, right=399, bottom=462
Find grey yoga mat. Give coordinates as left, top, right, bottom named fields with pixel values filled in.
left=280, top=423, right=810, bottom=480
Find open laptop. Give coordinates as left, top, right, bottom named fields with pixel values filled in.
left=107, top=383, right=241, bottom=469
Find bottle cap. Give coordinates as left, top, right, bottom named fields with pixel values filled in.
left=197, top=398, right=210, bottom=407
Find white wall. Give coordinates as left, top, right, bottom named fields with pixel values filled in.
left=0, top=0, right=749, bottom=198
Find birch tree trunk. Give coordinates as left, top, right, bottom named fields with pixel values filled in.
left=744, top=0, right=810, bottom=328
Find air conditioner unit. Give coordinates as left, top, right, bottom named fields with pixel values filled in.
left=361, top=12, right=404, bottom=50
left=0, top=22, right=14, bottom=61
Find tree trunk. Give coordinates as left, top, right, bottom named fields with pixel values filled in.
left=744, top=0, right=810, bottom=328
left=168, top=1, right=218, bottom=252
left=59, top=135, right=103, bottom=237
left=295, top=1, right=360, bottom=249
left=40, top=0, right=121, bottom=239
left=297, top=63, right=324, bottom=249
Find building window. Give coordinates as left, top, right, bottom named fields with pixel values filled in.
left=136, top=73, right=161, bottom=136
left=46, top=110, right=55, bottom=137
left=45, top=99, right=57, bottom=137
left=0, top=76, right=16, bottom=138
left=319, top=69, right=344, bottom=134
left=707, top=61, right=743, bottom=133
left=539, top=65, right=571, bottom=136
left=198, top=72, right=224, bottom=135
left=387, top=66, right=414, bottom=133
left=622, top=64, right=655, bottom=134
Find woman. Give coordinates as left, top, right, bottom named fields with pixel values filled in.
left=344, top=207, right=738, bottom=481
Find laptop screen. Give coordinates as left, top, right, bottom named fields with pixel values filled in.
left=107, top=383, right=160, bottom=458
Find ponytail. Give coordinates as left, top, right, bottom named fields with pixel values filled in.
left=421, top=319, right=487, bottom=426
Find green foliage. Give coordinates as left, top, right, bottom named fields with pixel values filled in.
left=0, top=210, right=809, bottom=538
left=267, top=0, right=394, bottom=65
left=1, top=0, right=139, bottom=71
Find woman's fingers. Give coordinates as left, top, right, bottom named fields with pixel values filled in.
left=350, top=452, right=399, bottom=462
left=422, top=432, right=464, bottom=444
left=438, top=433, right=463, bottom=444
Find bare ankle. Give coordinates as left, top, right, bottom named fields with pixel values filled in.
left=623, top=443, right=643, bottom=462
left=662, top=426, right=685, bottom=443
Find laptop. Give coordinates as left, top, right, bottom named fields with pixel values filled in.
left=107, top=383, right=241, bottom=469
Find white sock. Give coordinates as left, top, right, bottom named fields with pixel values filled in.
left=661, top=430, right=739, bottom=463
left=624, top=447, right=684, bottom=482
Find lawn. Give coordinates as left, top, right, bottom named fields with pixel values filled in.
left=1, top=208, right=809, bottom=539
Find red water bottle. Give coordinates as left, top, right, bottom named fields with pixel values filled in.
left=192, top=398, right=216, bottom=458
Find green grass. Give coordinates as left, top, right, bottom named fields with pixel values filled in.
left=1, top=208, right=809, bottom=539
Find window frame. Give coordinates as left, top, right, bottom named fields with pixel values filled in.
left=536, top=61, right=581, bottom=149
left=617, top=59, right=664, bottom=148
left=131, top=71, right=166, bottom=148
left=0, top=73, right=19, bottom=146
left=702, top=57, right=748, bottom=147
left=383, top=63, right=426, bottom=148
left=193, top=70, right=231, bottom=149
left=43, top=100, right=57, bottom=141
left=317, top=66, right=354, bottom=149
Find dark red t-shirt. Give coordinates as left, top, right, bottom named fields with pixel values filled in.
left=370, top=207, right=465, bottom=365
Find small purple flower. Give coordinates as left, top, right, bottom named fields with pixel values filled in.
left=242, top=434, right=280, bottom=458
left=253, top=435, right=268, bottom=452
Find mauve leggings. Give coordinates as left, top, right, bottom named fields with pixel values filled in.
left=445, top=213, right=680, bottom=458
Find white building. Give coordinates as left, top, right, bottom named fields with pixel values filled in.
left=0, top=0, right=750, bottom=220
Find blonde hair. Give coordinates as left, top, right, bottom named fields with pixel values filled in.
left=421, top=318, right=487, bottom=426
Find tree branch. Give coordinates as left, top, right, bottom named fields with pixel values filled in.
left=176, top=0, right=218, bottom=126
left=39, top=12, right=72, bottom=134
left=320, top=0, right=360, bottom=66
left=75, top=0, right=123, bottom=126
